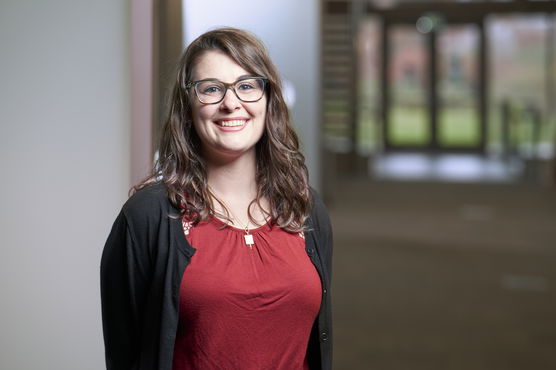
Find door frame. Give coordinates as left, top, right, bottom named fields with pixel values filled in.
left=380, top=16, right=488, bottom=153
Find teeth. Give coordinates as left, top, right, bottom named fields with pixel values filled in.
left=218, top=120, right=246, bottom=127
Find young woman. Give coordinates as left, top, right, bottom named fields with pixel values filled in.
left=101, top=28, right=333, bottom=370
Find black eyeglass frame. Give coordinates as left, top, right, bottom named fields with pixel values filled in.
left=186, top=77, right=268, bottom=104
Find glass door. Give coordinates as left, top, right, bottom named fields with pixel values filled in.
left=384, top=21, right=484, bottom=151
left=387, top=25, right=430, bottom=148
left=437, top=24, right=481, bottom=149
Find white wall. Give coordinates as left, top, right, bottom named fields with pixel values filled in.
left=0, top=1, right=130, bottom=369
left=183, top=0, right=322, bottom=189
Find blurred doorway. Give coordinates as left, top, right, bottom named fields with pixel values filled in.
left=384, top=20, right=485, bottom=152
left=323, top=1, right=556, bottom=186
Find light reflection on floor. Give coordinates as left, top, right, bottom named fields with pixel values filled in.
left=372, top=153, right=524, bottom=182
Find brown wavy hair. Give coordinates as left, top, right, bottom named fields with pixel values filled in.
left=133, top=27, right=310, bottom=232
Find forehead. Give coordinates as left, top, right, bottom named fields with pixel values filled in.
left=191, top=50, right=251, bottom=82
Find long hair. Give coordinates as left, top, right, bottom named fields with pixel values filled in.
left=134, top=27, right=310, bottom=232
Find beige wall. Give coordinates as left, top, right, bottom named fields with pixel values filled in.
left=0, top=1, right=131, bottom=369
left=131, top=0, right=154, bottom=186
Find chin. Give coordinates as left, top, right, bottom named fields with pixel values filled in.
left=207, top=144, right=255, bottom=159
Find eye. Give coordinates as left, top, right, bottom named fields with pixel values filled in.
left=202, top=85, right=222, bottom=94
left=198, top=82, right=223, bottom=95
left=237, top=81, right=257, bottom=91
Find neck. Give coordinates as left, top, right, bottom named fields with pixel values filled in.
left=204, top=148, right=269, bottom=227
left=205, top=148, right=258, bottom=201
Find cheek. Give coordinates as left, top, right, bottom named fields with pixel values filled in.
left=254, top=108, right=267, bottom=135
left=253, top=99, right=267, bottom=123
left=191, top=111, right=209, bottom=138
left=258, top=107, right=266, bottom=122
left=192, top=105, right=217, bottom=131
left=192, top=105, right=208, bottom=121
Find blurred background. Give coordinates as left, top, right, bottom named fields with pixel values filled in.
left=1, top=0, right=555, bottom=369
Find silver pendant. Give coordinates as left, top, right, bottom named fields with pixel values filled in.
left=244, top=233, right=254, bottom=247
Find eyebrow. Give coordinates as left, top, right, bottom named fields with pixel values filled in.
left=193, top=75, right=257, bottom=83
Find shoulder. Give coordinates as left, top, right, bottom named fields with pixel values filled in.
left=308, top=187, right=332, bottom=234
left=307, top=188, right=333, bottom=275
left=121, top=182, right=178, bottom=228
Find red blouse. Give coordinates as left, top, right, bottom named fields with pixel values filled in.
left=172, top=217, right=322, bottom=370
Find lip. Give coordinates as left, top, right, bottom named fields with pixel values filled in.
left=213, top=117, right=249, bottom=132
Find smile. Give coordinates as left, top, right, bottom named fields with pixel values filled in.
left=216, top=119, right=247, bottom=127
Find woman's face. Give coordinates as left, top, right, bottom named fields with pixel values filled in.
left=189, top=50, right=267, bottom=162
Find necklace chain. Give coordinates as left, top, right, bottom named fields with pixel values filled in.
left=224, top=202, right=255, bottom=249
left=209, top=187, right=262, bottom=249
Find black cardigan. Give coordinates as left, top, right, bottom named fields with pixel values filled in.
left=100, top=183, right=333, bottom=369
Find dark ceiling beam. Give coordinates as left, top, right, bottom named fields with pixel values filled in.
left=367, top=1, right=556, bottom=22
left=326, top=1, right=556, bottom=21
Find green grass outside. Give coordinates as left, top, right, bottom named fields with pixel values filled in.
left=438, top=107, right=481, bottom=147
left=328, top=104, right=555, bottom=149
left=388, top=106, right=430, bottom=146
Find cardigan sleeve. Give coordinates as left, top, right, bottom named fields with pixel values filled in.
left=306, top=188, right=334, bottom=370
left=100, top=210, right=152, bottom=369
left=311, top=189, right=333, bottom=282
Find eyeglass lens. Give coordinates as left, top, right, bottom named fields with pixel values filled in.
left=195, top=78, right=265, bottom=104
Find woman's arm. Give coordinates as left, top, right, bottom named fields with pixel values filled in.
left=100, top=211, right=151, bottom=369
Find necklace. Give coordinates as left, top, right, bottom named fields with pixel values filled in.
left=226, top=206, right=255, bottom=249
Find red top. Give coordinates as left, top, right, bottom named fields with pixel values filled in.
left=172, top=217, right=322, bottom=370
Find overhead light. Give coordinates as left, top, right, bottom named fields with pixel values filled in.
left=416, top=13, right=444, bottom=34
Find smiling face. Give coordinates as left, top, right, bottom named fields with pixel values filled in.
left=189, top=50, right=267, bottom=162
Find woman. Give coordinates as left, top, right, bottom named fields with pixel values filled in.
left=101, top=28, right=333, bottom=370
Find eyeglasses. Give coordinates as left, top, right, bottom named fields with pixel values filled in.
left=186, top=77, right=268, bottom=104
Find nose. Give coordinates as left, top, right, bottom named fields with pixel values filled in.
left=219, top=86, right=241, bottom=111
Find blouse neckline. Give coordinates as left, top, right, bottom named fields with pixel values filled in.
left=210, top=216, right=272, bottom=234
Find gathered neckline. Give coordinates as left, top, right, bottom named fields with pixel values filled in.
left=210, top=216, right=272, bottom=233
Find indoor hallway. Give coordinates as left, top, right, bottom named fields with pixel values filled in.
left=328, top=178, right=556, bottom=369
